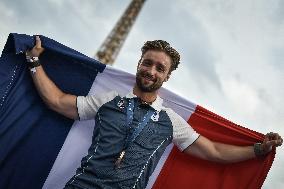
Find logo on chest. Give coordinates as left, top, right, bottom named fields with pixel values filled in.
left=117, top=98, right=125, bottom=110
left=151, top=111, right=159, bottom=122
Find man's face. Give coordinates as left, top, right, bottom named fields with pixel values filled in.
left=136, top=50, right=172, bottom=92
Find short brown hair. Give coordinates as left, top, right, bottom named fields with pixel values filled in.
left=141, top=40, right=180, bottom=72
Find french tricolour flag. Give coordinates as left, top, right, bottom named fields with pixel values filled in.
left=0, top=33, right=274, bottom=189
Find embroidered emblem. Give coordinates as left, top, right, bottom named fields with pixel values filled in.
left=151, top=111, right=159, bottom=122
left=117, top=98, right=125, bottom=110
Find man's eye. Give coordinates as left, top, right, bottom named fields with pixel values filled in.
left=157, top=67, right=165, bottom=72
left=142, top=61, right=151, bottom=66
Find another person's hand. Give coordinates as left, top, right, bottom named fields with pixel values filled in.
left=26, top=36, right=44, bottom=57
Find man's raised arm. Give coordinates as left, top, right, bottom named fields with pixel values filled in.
left=26, top=36, right=78, bottom=120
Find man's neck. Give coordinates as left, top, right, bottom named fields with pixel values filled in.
left=133, top=85, right=158, bottom=104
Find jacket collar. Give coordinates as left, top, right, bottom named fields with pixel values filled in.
left=125, top=92, right=163, bottom=112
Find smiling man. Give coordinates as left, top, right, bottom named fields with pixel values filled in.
left=26, top=36, right=282, bottom=189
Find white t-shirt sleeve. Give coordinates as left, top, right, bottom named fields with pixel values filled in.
left=77, top=91, right=118, bottom=120
left=166, top=108, right=200, bottom=151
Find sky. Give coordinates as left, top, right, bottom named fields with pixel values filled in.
left=0, top=0, right=283, bottom=188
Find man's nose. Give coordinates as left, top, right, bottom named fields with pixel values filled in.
left=147, top=66, right=156, bottom=76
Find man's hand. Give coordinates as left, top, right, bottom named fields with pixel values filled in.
left=26, top=36, right=44, bottom=57
left=260, top=132, right=283, bottom=154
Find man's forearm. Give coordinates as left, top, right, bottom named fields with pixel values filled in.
left=186, top=133, right=282, bottom=164
left=185, top=135, right=258, bottom=164
left=29, top=65, right=78, bottom=119
left=212, top=142, right=256, bottom=163
left=26, top=36, right=78, bottom=119
left=30, top=65, right=65, bottom=109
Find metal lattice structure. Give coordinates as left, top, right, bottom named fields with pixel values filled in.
left=95, top=0, right=146, bottom=65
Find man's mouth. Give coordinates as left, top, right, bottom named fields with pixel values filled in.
left=144, top=76, right=152, bottom=81
left=142, top=75, right=155, bottom=82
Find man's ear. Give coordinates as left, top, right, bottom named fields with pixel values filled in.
left=164, top=73, right=171, bottom=82
left=137, top=59, right=142, bottom=71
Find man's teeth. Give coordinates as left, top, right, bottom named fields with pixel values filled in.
left=145, top=77, right=153, bottom=81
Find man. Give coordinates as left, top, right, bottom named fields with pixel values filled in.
left=26, top=36, right=282, bottom=189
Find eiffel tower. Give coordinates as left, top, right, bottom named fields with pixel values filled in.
left=95, top=0, right=146, bottom=65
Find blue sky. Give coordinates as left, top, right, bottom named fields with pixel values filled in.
left=0, top=0, right=283, bottom=188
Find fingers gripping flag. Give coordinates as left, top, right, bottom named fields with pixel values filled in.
left=0, top=33, right=275, bottom=189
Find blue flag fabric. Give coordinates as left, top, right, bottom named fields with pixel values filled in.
left=0, top=33, right=105, bottom=189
